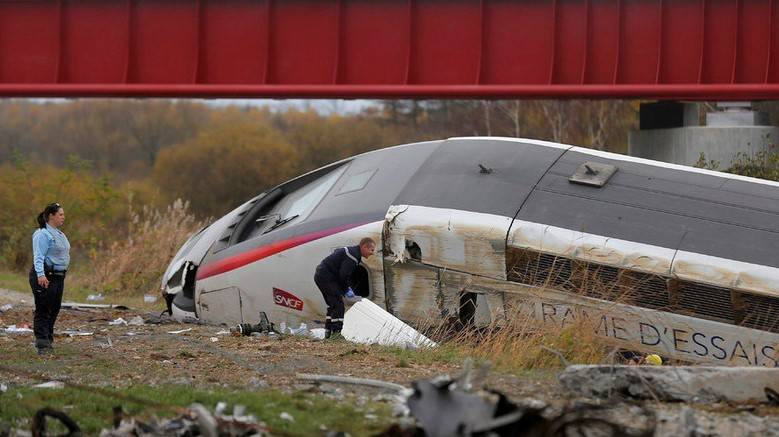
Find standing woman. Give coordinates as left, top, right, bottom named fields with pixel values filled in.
left=29, top=202, right=70, bottom=355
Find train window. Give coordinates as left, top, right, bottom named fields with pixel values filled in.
left=336, top=169, right=377, bottom=195
left=240, top=166, right=347, bottom=241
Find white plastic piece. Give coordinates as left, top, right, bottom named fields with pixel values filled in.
left=4, top=324, right=33, bottom=334
left=309, top=328, right=326, bottom=340
left=342, top=299, right=437, bottom=348
left=33, top=381, right=65, bottom=389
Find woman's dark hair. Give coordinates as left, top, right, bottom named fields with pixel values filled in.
left=36, top=203, right=62, bottom=229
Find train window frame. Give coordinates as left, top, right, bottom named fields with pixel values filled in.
left=238, top=165, right=347, bottom=241
left=335, top=169, right=377, bottom=196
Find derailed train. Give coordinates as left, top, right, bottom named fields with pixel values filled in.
left=162, top=137, right=779, bottom=366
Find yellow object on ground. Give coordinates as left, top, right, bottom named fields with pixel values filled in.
left=644, top=354, right=663, bottom=365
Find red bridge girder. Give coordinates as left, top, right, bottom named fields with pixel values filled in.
left=2, top=0, right=779, bottom=100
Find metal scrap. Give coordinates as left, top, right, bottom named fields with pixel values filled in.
left=297, top=373, right=408, bottom=393
left=101, top=403, right=268, bottom=436
left=380, top=361, right=656, bottom=437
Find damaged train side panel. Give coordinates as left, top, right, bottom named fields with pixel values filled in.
left=383, top=204, right=779, bottom=367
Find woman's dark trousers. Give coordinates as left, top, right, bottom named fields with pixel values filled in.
left=28, top=268, right=64, bottom=351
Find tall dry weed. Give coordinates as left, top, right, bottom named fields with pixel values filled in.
left=427, top=302, right=613, bottom=373
left=74, top=199, right=205, bottom=297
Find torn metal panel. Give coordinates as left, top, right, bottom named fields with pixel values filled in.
left=507, top=219, right=674, bottom=276
left=481, top=292, right=507, bottom=326
left=438, top=269, right=474, bottom=320
left=384, top=259, right=441, bottom=323
left=384, top=205, right=510, bottom=280
left=386, top=259, right=505, bottom=327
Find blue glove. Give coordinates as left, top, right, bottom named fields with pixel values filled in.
left=344, top=288, right=355, bottom=299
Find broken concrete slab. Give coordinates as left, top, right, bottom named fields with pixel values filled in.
left=342, top=299, right=436, bottom=348
left=559, top=365, right=779, bottom=403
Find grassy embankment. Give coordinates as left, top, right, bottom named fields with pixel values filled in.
left=0, top=385, right=392, bottom=435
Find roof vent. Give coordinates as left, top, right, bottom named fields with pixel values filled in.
left=569, top=161, right=617, bottom=187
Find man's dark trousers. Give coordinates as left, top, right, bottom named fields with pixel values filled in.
left=314, top=267, right=344, bottom=333
left=28, top=268, right=64, bottom=350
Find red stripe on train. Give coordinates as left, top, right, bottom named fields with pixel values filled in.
left=195, top=222, right=370, bottom=280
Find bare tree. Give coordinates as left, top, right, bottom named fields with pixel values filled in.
left=481, top=100, right=493, bottom=136
left=497, top=100, right=522, bottom=137
left=586, top=101, right=618, bottom=150
left=537, top=101, right=568, bottom=142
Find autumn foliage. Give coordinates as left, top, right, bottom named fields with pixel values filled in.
left=0, top=99, right=637, bottom=296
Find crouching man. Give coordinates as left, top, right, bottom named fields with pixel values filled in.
left=314, top=237, right=376, bottom=339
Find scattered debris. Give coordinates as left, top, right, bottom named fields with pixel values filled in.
left=0, top=383, right=7, bottom=393
left=297, top=373, right=408, bottom=393
left=60, top=329, right=94, bottom=337
left=140, top=311, right=177, bottom=325
left=231, top=311, right=275, bottom=336
left=215, top=329, right=231, bottom=335
left=101, top=403, right=268, bottom=436
left=168, top=328, right=193, bottom=334
left=210, top=337, right=219, bottom=342
left=96, top=336, right=114, bottom=349
left=87, top=293, right=105, bottom=301
left=559, top=365, right=779, bottom=403
left=61, top=302, right=130, bottom=310
left=0, top=303, right=13, bottom=312
left=4, top=324, right=33, bottom=334
left=108, top=318, right=128, bottom=326
left=279, top=412, right=294, bottom=422
left=384, top=363, right=656, bottom=437
left=127, top=315, right=145, bottom=326
left=289, top=322, right=309, bottom=336
left=342, top=299, right=436, bottom=348
left=143, top=294, right=158, bottom=304
left=33, top=381, right=65, bottom=389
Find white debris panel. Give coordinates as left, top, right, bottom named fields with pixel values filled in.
left=342, top=299, right=437, bottom=348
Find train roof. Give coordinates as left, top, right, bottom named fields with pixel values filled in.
left=209, top=137, right=779, bottom=269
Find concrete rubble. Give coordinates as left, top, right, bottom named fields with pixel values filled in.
left=559, top=365, right=779, bottom=403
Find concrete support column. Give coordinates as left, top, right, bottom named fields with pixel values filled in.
left=628, top=102, right=778, bottom=168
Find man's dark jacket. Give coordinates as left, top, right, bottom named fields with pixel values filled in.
left=316, top=245, right=362, bottom=292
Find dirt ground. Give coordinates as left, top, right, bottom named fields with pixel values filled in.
left=0, top=288, right=549, bottom=399
left=2, top=288, right=779, bottom=436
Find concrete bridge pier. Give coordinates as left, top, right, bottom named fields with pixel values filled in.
left=628, top=102, right=778, bottom=169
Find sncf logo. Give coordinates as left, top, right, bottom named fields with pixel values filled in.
left=273, top=288, right=304, bottom=311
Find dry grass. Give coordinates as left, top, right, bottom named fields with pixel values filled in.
left=412, top=253, right=637, bottom=373
left=425, top=304, right=613, bottom=374
left=72, top=199, right=205, bottom=298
